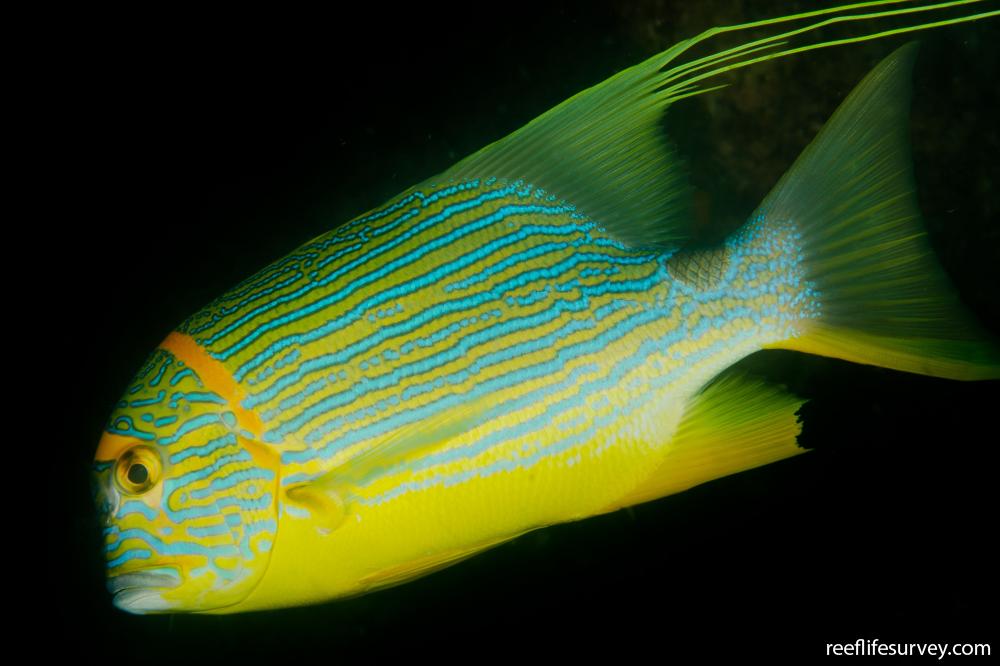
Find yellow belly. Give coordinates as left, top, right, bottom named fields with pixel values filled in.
left=227, top=379, right=687, bottom=613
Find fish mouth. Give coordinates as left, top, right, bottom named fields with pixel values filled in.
left=107, top=567, right=181, bottom=614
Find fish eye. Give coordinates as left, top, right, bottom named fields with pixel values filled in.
left=127, top=463, right=148, bottom=485
left=115, top=446, right=161, bottom=495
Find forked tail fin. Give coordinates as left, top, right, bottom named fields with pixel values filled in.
left=762, top=43, right=999, bottom=380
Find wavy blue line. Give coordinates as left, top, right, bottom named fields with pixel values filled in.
left=245, top=244, right=649, bottom=412
left=204, top=185, right=499, bottom=355
left=223, top=187, right=539, bottom=373
left=169, top=433, right=238, bottom=464
left=107, top=548, right=153, bottom=568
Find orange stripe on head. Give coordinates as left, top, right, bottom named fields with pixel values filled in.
left=95, top=431, right=141, bottom=461
left=159, top=332, right=265, bottom=439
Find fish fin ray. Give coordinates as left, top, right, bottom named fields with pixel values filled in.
left=288, top=397, right=492, bottom=509
left=441, top=2, right=992, bottom=250
left=606, top=372, right=806, bottom=511
left=359, top=534, right=519, bottom=592
left=341, top=397, right=491, bottom=485
left=442, top=48, right=695, bottom=250
left=761, top=43, right=1000, bottom=380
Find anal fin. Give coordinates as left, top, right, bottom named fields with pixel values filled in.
left=359, top=534, right=519, bottom=592
left=609, top=373, right=807, bottom=510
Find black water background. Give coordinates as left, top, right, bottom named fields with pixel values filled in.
left=53, top=2, right=998, bottom=658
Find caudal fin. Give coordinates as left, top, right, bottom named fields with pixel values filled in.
left=763, top=43, right=999, bottom=380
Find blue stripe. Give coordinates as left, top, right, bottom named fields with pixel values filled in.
left=130, top=390, right=166, bottom=408
left=270, top=294, right=597, bottom=441
left=364, top=307, right=784, bottom=504
left=169, top=368, right=195, bottom=386
left=157, top=413, right=222, bottom=445
left=172, top=391, right=227, bottom=406
left=107, top=548, right=153, bottom=568
left=293, top=268, right=676, bottom=463
left=245, top=244, right=647, bottom=412
left=187, top=523, right=231, bottom=538
left=117, top=500, right=158, bottom=521
left=161, top=491, right=272, bottom=524
left=200, top=187, right=493, bottom=352
left=190, top=467, right=275, bottom=500
left=279, top=297, right=640, bottom=466
left=163, top=450, right=253, bottom=494
left=148, top=357, right=172, bottom=387
left=169, top=433, right=238, bottom=464
left=110, top=416, right=155, bottom=441
left=199, top=190, right=429, bottom=313
left=265, top=251, right=659, bottom=435
left=218, top=184, right=532, bottom=369
left=107, top=527, right=240, bottom=560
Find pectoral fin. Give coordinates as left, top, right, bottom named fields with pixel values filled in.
left=609, top=373, right=807, bottom=510
left=283, top=397, right=492, bottom=530
left=338, top=397, right=492, bottom=487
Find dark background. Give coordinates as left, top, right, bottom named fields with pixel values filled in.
left=54, top=1, right=998, bottom=659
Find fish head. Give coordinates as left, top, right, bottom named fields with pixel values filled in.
left=93, top=347, right=280, bottom=614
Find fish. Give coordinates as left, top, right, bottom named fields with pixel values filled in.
left=92, top=0, right=1000, bottom=614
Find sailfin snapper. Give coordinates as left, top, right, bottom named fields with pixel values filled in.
left=92, top=1, right=999, bottom=614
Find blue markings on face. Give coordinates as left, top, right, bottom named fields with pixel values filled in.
left=107, top=548, right=153, bottom=569
left=174, top=392, right=227, bottom=406
left=162, top=491, right=273, bottom=525
left=101, top=343, right=284, bottom=607
left=130, top=390, right=166, bottom=408
left=169, top=433, right=238, bottom=464
left=186, top=523, right=231, bottom=538
left=189, top=467, right=275, bottom=501
left=148, top=357, right=173, bottom=387
left=108, top=527, right=240, bottom=560
left=110, top=416, right=156, bottom=441
left=170, top=368, right=195, bottom=386
left=157, top=413, right=223, bottom=446
left=118, top=500, right=159, bottom=521
left=165, top=450, right=254, bottom=495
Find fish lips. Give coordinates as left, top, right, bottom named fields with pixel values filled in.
left=107, top=568, right=181, bottom=614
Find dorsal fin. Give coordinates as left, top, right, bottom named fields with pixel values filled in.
left=441, top=1, right=994, bottom=251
